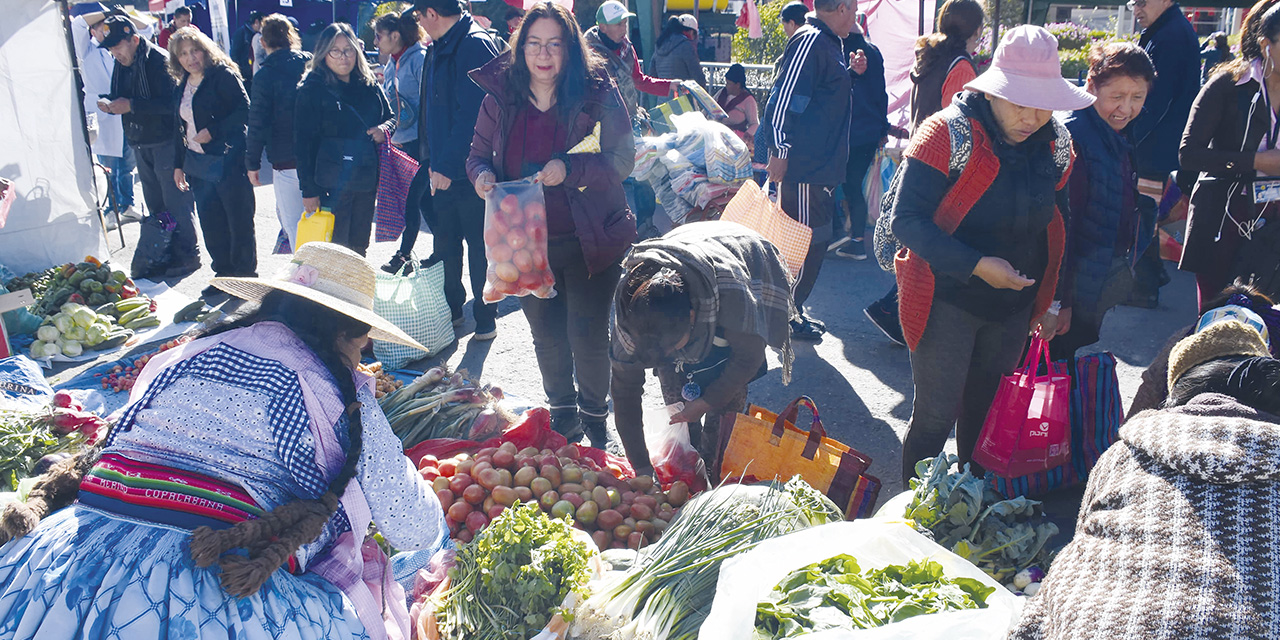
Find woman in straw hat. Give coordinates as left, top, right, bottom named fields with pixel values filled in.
left=889, top=25, right=1095, bottom=484
left=0, top=243, right=446, bottom=639
left=1009, top=318, right=1280, bottom=639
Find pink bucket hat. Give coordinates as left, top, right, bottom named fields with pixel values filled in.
left=965, top=25, right=1095, bottom=111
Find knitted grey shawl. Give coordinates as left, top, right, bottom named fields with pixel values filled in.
left=1008, top=393, right=1280, bottom=640
left=612, top=221, right=795, bottom=384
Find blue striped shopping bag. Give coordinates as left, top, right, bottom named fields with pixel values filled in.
left=987, top=352, right=1123, bottom=498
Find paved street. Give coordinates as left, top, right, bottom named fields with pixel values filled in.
left=95, top=180, right=1198, bottom=498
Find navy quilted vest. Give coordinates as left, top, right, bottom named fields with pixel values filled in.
left=1064, top=107, right=1151, bottom=307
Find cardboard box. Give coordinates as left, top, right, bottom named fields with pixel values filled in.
left=0, top=289, right=35, bottom=358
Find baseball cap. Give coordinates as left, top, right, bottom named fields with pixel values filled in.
left=677, top=14, right=698, bottom=31
left=596, top=0, right=636, bottom=25
left=97, top=15, right=137, bottom=49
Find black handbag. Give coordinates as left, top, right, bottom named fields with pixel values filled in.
left=130, top=211, right=177, bottom=279
left=313, top=137, right=379, bottom=192
left=182, top=148, right=225, bottom=181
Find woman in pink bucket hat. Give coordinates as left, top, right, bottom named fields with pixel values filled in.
left=887, top=25, right=1094, bottom=484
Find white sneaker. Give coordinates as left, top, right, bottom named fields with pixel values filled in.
left=103, top=211, right=120, bottom=231
left=118, top=207, right=143, bottom=223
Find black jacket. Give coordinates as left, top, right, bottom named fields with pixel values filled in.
left=108, top=37, right=178, bottom=147
left=294, top=72, right=395, bottom=198
left=174, top=64, right=250, bottom=171
left=763, top=15, right=852, bottom=185
left=890, top=92, right=1065, bottom=320
left=1130, top=4, right=1200, bottom=177
left=845, top=31, right=889, bottom=148
left=230, top=24, right=256, bottom=83
left=1178, top=71, right=1271, bottom=277
left=419, top=13, right=505, bottom=181
left=246, top=49, right=312, bottom=171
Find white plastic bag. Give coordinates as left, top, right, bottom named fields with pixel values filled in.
left=698, top=520, right=1023, bottom=640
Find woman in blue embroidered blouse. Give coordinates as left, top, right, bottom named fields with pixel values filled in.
left=0, top=242, right=446, bottom=639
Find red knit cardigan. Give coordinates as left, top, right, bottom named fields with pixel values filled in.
left=894, top=113, right=1070, bottom=351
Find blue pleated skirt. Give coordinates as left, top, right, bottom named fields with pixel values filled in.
left=0, top=505, right=370, bottom=639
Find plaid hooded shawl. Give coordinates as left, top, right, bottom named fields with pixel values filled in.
left=612, top=221, right=795, bottom=384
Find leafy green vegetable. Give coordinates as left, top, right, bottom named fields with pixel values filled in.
left=436, top=501, right=593, bottom=640
left=781, top=475, right=844, bottom=526
left=754, top=555, right=994, bottom=637
left=904, top=454, right=1058, bottom=582
left=0, top=410, right=85, bottom=490
left=575, top=479, right=822, bottom=640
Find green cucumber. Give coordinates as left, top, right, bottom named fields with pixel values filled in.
left=173, top=299, right=206, bottom=324
left=117, top=306, right=150, bottom=325
left=124, top=315, right=161, bottom=330
left=90, top=330, right=134, bottom=351
left=113, top=297, right=150, bottom=314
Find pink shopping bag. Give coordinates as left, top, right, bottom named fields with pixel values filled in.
left=972, top=333, right=1071, bottom=478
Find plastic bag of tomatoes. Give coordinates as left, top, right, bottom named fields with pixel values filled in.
left=481, top=178, right=555, bottom=302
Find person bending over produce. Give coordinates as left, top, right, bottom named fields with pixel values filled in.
left=0, top=242, right=448, bottom=639
left=1008, top=317, right=1280, bottom=639
left=611, top=220, right=794, bottom=477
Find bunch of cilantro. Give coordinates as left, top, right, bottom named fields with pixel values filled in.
left=436, top=501, right=593, bottom=640
left=903, top=454, right=1058, bottom=583
left=754, top=555, right=995, bottom=637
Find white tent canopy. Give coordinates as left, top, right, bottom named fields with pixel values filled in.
left=0, top=0, right=107, bottom=275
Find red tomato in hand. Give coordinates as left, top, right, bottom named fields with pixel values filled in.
left=518, top=270, right=542, bottom=290
left=490, top=243, right=514, bottom=263
left=506, top=230, right=529, bottom=250
left=513, top=249, right=533, bottom=272
left=499, top=194, right=519, bottom=214
left=531, top=250, right=549, bottom=271
left=495, top=262, right=520, bottom=283
left=483, top=227, right=504, bottom=247
left=493, top=277, right=519, bottom=295
left=525, top=201, right=546, bottom=225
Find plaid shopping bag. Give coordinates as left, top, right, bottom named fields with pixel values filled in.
left=372, top=260, right=454, bottom=369
left=375, top=141, right=420, bottom=242
left=720, top=180, right=811, bottom=280
left=650, top=95, right=694, bottom=134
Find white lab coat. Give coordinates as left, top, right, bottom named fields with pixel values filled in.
left=71, top=15, right=124, bottom=158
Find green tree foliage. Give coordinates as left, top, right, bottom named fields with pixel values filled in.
left=731, top=0, right=789, bottom=65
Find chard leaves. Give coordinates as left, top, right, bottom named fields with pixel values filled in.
left=754, top=555, right=994, bottom=638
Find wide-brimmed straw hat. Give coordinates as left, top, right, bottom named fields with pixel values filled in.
left=965, top=25, right=1095, bottom=112
left=212, top=242, right=426, bottom=350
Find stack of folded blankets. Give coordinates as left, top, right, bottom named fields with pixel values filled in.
left=632, top=112, right=750, bottom=225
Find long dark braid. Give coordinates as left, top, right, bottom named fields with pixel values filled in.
left=187, top=292, right=369, bottom=597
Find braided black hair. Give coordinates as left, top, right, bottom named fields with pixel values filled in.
left=188, top=291, right=370, bottom=597
left=616, top=262, right=693, bottom=367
